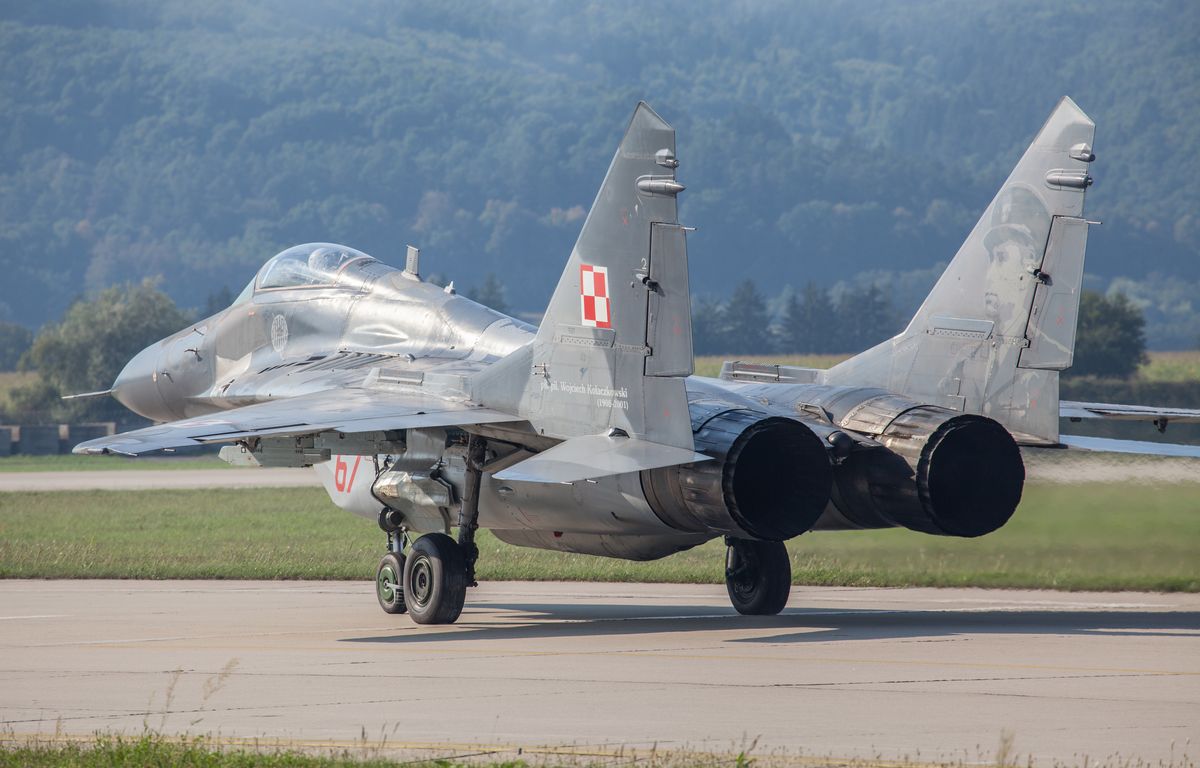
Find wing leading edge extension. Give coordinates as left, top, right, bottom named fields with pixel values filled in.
left=72, top=388, right=517, bottom=456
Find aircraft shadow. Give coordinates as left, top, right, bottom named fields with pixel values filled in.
left=341, top=602, right=1200, bottom=646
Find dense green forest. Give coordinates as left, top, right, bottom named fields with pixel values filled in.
left=1, top=0, right=1198, bottom=345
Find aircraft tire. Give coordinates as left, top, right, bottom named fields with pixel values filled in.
left=403, top=533, right=467, bottom=624
left=375, top=552, right=407, bottom=614
left=725, top=539, right=790, bottom=616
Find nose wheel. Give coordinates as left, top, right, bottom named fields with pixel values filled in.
left=725, top=538, right=791, bottom=615
left=375, top=552, right=407, bottom=614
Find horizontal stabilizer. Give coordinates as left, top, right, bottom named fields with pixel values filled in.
left=1058, top=435, right=1200, bottom=459
left=1061, top=401, right=1200, bottom=425
left=492, top=433, right=710, bottom=484
left=73, top=388, right=517, bottom=455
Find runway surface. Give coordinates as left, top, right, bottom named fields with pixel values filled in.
left=0, top=467, right=319, bottom=491
left=1, top=581, right=1197, bottom=764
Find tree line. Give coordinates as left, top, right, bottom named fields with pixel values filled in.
left=2, top=0, right=1198, bottom=347
left=692, top=280, right=900, bottom=356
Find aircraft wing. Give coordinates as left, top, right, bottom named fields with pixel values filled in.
left=73, top=388, right=518, bottom=456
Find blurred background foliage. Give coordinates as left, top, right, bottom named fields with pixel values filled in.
left=1, top=0, right=1198, bottom=347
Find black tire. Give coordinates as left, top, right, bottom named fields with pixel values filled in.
left=375, top=552, right=407, bottom=614
left=725, top=539, right=791, bottom=616
left=403, top=533, right=468, bottom=625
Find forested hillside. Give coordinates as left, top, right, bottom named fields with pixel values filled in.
left=2, top=0, right=1198, bottom=345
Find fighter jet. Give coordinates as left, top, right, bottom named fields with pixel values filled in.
left=75, top=100, right=1200, bottom=624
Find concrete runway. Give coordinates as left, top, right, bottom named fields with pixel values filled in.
left=1, top=581, right=1197, bottom=764
left=0, top=467, right=319, bottom=492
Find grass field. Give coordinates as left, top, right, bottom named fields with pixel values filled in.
left=2, top=483, right=1197, bottom=590
left=1138, top=350, right=1200, bottom=382
left=0, top=735, right=468, bottom=768
left=0, top=454, right=227, bottom=472
left=3, top=733, right=1163, bottom=768
left=0, top=733, right=1178, bottom=768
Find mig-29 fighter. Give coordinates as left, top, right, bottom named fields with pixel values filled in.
left=76, top=100, right=1200, bottom=624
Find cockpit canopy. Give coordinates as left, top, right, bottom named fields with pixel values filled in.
left=256, top=243, right=377, bottom=291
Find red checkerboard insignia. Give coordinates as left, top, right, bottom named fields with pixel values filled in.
left=579, top=264, right=611, bottom=329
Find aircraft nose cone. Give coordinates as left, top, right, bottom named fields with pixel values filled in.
left=112, top=344, right=169, bottom=420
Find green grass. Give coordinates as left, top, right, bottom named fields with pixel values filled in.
left=0, top=734, right=487, bottom=768
left=1, top=484, right=1198, bottom=590
left=3, top=732, right=1164, bottom=768
left=1138, top=350, right=1200, bottom=382
left=0, top=454, right=229, bottom=472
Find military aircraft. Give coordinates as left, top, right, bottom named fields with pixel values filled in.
left=75, top=99, right=1200, bottom=624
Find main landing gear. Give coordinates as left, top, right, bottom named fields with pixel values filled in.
left=724, top=537, right=791, bottom=615
left=374, top=436, right=487, bottom=625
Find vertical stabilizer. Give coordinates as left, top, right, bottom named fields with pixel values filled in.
left=824, top=97, right=1096, bottom=444
left=474, top=103, right=696, bottom=451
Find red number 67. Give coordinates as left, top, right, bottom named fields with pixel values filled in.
left=333, top=455, right=362, bottom=493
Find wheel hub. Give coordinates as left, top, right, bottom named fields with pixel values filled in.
left=377, top=564, right=398, bottom=605
left=411, top=558, right=434, bottom=607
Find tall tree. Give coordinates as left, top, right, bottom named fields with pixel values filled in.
left=0, top=322, right=33, bottom=372
left=11, top=280, right=192, bottom=421
left=1070, top=291, right=1148, bottom=378
left=779, top=282, right=838, bottom=353
left=833, top=284, right=898, bottom=352
left=470, top=274, right=509, bottom=315
left=723, top=280, right=770, bottom=354
left=692, top=296, right=728, bottom=355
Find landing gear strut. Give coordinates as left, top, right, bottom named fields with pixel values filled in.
left=456, top=435, right=487, bottom=587
left=377, top=436, right=488, bottom=625
left=724, top=537, right=791, bottom=615
left=375, top=511, right=408, bottom=614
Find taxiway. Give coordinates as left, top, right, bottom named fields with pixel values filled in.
left=1, top=580, right=1197, bottom=763
left=0, top=467, right=319, bottom=492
